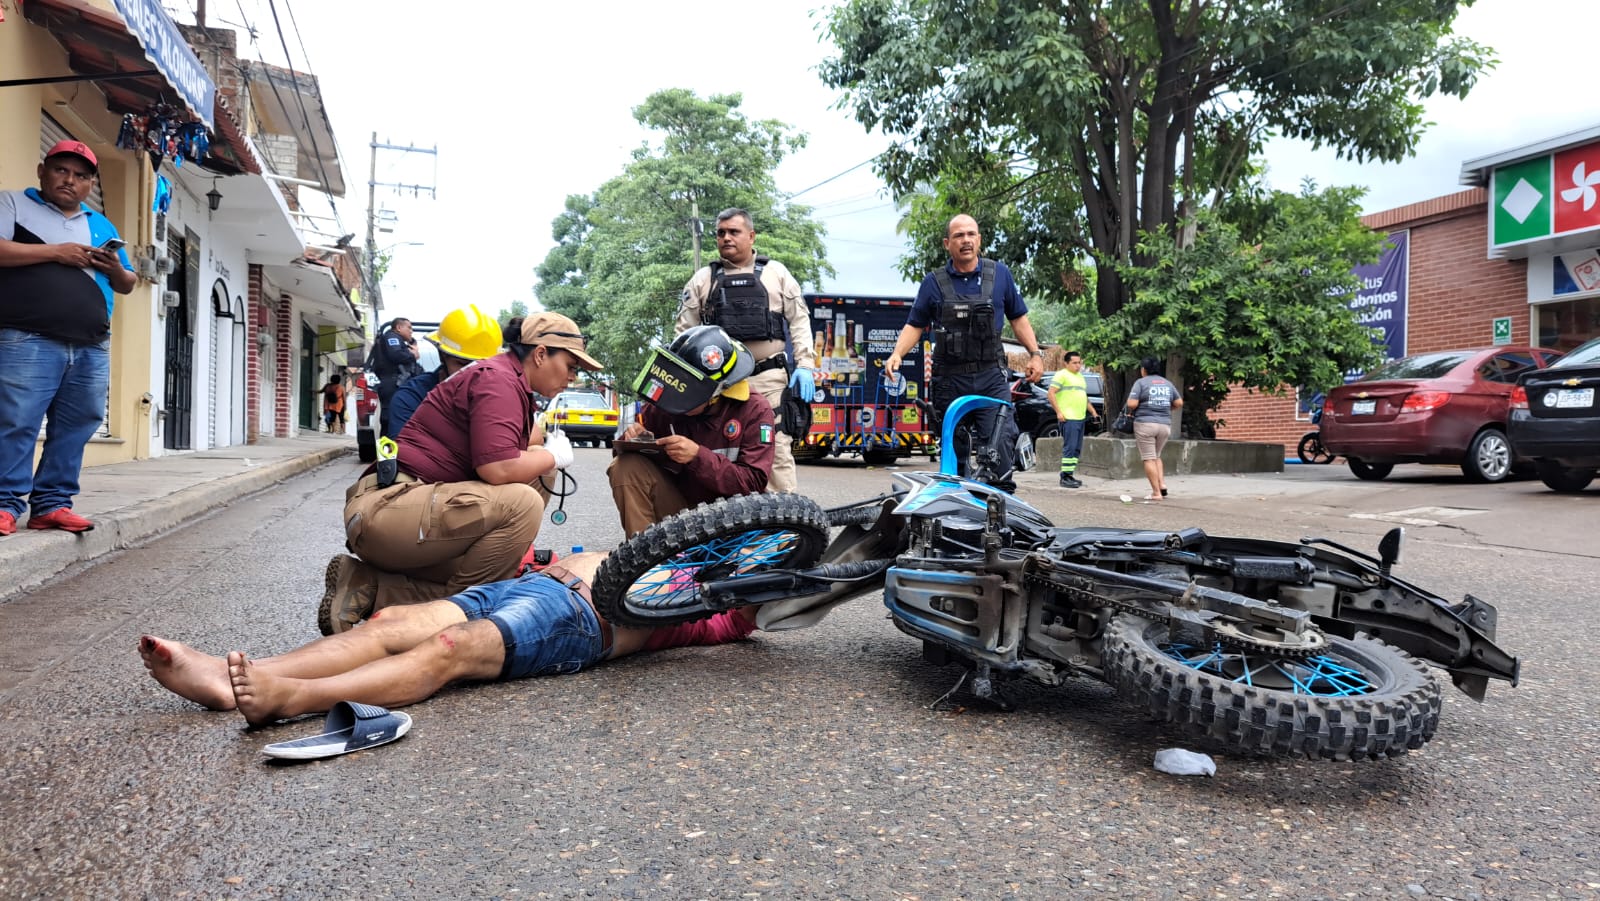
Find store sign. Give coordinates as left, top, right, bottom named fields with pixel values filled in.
left=111, top=0, right=216, bottom=130
left=1344, top=230, right=1409, bottom=363
left=1492, top=139, right=1600, bottom=249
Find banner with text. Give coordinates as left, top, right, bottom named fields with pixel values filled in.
left=1347, top=230, right=1409, bottom=365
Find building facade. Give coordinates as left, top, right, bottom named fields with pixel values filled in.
left=1217, top=126, right=1600, bottom=455
left=3, top=0, right=361, bottom=468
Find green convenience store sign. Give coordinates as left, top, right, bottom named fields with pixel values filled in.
left=1492, top=139, right=1600, bottom=250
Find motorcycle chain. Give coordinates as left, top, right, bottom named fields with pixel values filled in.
left=1025, top=571, right=1324, bottom=658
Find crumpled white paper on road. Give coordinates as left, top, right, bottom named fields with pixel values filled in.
left=1154, top=747, right=1216, bottom=776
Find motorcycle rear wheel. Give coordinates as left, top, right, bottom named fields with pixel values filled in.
left=590, top=493, right=831, bottom=628
left=1103, top=615, right=1441, bottom=760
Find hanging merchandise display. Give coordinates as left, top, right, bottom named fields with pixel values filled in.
left=152, top=174, right=172, bottom=214
left=116, top=103, right=211, bottom=171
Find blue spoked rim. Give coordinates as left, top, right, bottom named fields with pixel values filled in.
left=626, top=527, right=809, bottom=611
left=1160, top=642, right=1378, bottom=697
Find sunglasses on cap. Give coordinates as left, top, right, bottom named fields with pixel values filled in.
left=529, top=330, right=588, bottom=346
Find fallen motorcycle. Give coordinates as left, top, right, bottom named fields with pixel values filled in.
left=591, top=396, right=1519, bottom=761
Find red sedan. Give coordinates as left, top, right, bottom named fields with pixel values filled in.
left=1321, top=346, right=1564, bottom=483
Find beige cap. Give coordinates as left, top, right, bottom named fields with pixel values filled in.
left=518, top=311, right=602, bottom=371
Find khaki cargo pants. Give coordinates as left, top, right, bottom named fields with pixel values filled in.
left=607, top=452, right=690, bottom=538
left=344, top=472, right=545, bottom=609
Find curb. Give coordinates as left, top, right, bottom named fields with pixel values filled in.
left=0, top=446, right=352, bottom=603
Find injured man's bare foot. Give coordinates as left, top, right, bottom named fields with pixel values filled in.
left=228, top=651, right=307, bottom=728
left=139, top=635, right=236, bottom=711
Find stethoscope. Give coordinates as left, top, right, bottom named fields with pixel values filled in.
left=539, top=422, right=578, bottom=525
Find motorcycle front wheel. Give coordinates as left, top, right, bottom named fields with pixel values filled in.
left=1103, top=615, right=1442, bottom=760
left=590, top=493, right=831, bottom=628
left=1297, top=430, right=1333, bottom=464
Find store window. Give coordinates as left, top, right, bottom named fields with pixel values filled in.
left=1537, top=296, right=1600, bottom=353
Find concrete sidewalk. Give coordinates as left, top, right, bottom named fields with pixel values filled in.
left=1, top=434, right=353, bottom=602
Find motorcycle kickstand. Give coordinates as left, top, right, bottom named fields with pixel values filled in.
left=929, top=664, right=1015, bottom=712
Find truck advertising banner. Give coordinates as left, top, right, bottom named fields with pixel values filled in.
left=802, top=293, right=932, bottom=462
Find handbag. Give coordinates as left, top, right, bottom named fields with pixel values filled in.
left=1112, top=407, right=1134, bottom=434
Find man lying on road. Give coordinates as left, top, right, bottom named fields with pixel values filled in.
left=140, top=551, right=753, bottom=727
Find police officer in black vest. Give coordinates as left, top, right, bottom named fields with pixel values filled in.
left=676, top=208, right=818, bottom=493
left=883, top=215, right=1045, bottom=490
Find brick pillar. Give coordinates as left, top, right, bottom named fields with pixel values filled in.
left=245, top=264, right=263, bottom=444
left=275, top=295, right=294, bottom=437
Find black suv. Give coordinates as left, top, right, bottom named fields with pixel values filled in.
left=1009, top=370, right=1105, bottom=455
left=1509, top=336, right=1600, bottom=492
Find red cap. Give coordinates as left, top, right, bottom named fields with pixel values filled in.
left=44, top=140, right=98, bottom=172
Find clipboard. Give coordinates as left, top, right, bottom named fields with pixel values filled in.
left=613, top=431, right=663, bottom=455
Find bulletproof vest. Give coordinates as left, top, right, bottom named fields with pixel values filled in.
left=704, top=256, right=785, bottom=343
left=931, top=259, right=1002, bottom=372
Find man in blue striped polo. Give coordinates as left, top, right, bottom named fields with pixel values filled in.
left=0, top=140, right=137, bottom=536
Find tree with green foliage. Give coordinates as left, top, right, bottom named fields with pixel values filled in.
left=1082, top=183, right=1388, bottom=436
left=493, top=299, right=529, bottom=332
left=822, top=0, right=1492, bottom=416
left=535, top=90, right=832, bottom=388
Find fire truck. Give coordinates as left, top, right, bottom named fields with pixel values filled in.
left=797, top=292, right=934, bottom=465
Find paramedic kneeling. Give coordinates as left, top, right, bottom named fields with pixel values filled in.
left=609, top=325, right=775, bottom=536
left=320, top=312, right=600, bottom=635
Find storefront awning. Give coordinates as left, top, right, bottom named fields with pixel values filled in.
left=20, top=0, right=257, bottom=174
left=108, top=0, right=214, bottom=128
left=22, top=0, right=213, bottom=130
left=1460, top=124, right=1600, bottom=187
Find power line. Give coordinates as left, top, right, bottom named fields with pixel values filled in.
left=263, top=0, right=345, bottom=236
left=786, top=137, right=915, bottom=202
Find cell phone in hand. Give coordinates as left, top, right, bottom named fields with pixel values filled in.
left=99, top=238, right=126, bottom=251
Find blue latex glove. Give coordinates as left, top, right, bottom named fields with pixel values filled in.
left=788, top=367, right=816, bottom=402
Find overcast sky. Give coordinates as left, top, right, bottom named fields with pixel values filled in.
left=206, top=0, right=1590, bottom=324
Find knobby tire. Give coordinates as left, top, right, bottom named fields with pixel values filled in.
left=590, top=493, right=831, bottom=628
left=1102, top=615, right=1442, bottom=760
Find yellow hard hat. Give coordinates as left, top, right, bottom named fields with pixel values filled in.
left=426, top=304, right=503, bottom=361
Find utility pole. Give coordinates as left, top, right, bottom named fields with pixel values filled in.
left=363, top=131, right=438, bottom=331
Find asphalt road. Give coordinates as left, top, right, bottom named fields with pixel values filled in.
left=1, top=451, right=1596, bottom=899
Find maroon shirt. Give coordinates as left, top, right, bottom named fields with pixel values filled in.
left=396, top=352, right=535, bottom=484
left=638, top=392, right=775, bottom=506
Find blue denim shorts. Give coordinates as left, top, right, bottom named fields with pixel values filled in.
left=446, top=574, right=605, bottom=680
